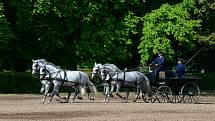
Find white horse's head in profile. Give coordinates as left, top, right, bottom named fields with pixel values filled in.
left=32, top=59, right=47, bottom=75
left=91, top=62, right=103, bottom=78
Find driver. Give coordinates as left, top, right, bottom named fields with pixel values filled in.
left=149, top=52, right=165, bottom=81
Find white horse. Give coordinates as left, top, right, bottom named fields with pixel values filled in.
left=39, top=62, right=97, bottom=103
left=101, top=68, right=152, bottom=102
left=32, top=59, right=63, bottom=102
left=92, top=63, right=121, bottom=102
left=32, top=59, right=87, bottom=103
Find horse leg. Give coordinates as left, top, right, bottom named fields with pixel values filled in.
left=109, top=84, right=115, bottom=97
left=66, top=90, right=72, bottom=103
left=77, top=88, right=83, bottom=100
left=50, top=83, right=60, bottom=102
left=55, top=93, right=62, bottom=99
left=103, top=85, right=106, bottom=96
left=134, top=88, right=141, bottom=102
left=72, top=86, right=80, bottom=103
left=40, top=83, right=45, bottom=95
left=104, top=85, right=110, bottom=103
left=115, top=83, right=125, bottom=100
left=125, top=88, right=129, bottom=103
left=106, top=84, right=114, bottom=101
left=41, top=83, right=50, bottom=103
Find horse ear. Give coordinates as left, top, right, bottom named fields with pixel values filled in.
left=94, top=62, right=97, bottom=66
left=32, top=59, right=35, bottom=62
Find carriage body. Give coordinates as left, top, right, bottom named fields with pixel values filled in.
left=143, top=70, right=201, bottom=103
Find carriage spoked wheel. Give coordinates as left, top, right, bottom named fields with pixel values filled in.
left=170, top=93, right=183, bottom=103
left=142, top=86, right=157, bottom=103
left=181, top=82, right=200, bottom=104
left=157, top=85, right=172, bottom=103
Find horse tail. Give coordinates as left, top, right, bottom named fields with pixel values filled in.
left=143, top=75, right=152, bottom=95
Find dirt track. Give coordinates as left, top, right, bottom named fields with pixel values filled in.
left=0, top=93, right=215, bottom=121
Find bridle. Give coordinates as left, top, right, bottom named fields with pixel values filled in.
left=41, top=63, right=62, bottom=80
left=32, top=61, right=41, bottom=75
left=32, top=61, right=52, bottom=82
left=92, top=66, right=101, bottom=77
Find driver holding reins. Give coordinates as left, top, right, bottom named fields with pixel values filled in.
left=149, top=52, right=165, bottom=82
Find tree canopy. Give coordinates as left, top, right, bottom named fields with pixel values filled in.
left=138, top=0, right=201, bottom=64
left=0, top=0, right=214, bottom=71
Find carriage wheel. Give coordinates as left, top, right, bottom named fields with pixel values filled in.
left=142, top=86, right=157, bottom=103
left=181, top=82, right=200, bottom=104
left=157, top=85, right=172, bottom=103
left=170, top=94, right=183, bottom=103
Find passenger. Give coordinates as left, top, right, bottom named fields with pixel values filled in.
left=149, top=52, right=165, bottom=82
left=175, top=59, right=185, bottom=79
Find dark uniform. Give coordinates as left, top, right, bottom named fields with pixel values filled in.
left=176, top=62, right=185, bottom=79
left=150, top=53, right=165, bottom=81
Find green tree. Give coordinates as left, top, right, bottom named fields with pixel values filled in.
left=191, top=0, right=215, bottom=71
left=195, top=0, right=215, bottom=44
left=0, top=2, right=14, bottom=70
left=138, top=0, right=201, bottom=65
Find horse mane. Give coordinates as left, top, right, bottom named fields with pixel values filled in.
left=38, top=59, right=47, bottom=62
left=103, top=63, right=121, bottom=72
left=44, top=62, right=61, bottom=70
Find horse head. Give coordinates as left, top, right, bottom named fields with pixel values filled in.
left=100, top=67, right=111, bottom=82
left=32, top=59, right=47, bottom=75
left=91, top=63, right=103, bottom=78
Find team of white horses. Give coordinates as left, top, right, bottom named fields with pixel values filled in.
left=32, top=59, right=152, bottom=103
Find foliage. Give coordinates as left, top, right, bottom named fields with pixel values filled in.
left=195, top=0, right=215, bottom=44
left=0, top=3, right=14, bottom=69
left=0, top=0, right=214, bottom=72
left=138, top=0, right=201, bottom=64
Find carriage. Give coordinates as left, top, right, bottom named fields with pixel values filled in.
left=142, top=69, right=201, bottom=104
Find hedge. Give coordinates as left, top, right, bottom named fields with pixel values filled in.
left=0, top=72, right=41, bottom=93
left=199, top=72, right=215, bottom=90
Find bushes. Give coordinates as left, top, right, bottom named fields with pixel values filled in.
left=0, top=72, right=41, bottom=93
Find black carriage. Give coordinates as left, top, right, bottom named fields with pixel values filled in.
left=142, top=70, right=201, bottom=104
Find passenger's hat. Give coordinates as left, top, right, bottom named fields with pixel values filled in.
left=178, top=58, right=183, bottom=61
left=158, top=52, right=163, bottom=55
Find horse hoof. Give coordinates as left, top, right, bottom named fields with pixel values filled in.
left=77, top=96, right=83, bottom=100
left=65, top=100, right=69, bottom=103
left=121, top=99, right=128, bottom=103
left=61, top=97, right=67, bottom=100
left=133, top=100, right=137, bottom=102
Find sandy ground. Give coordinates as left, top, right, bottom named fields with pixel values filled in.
left=0, top=93, right=215, bottom=121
